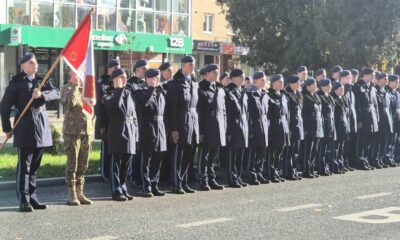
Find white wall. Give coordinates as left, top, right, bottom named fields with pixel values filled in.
left=0, top=1, right=6, bottom=24
left=0, top=46, right=17, bottom=98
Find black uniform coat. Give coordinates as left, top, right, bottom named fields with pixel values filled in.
left=225, top=83, right=249, bottom=148
left=135, top=86, right=167, bottom=152
left=198, top=80, right=227, bottom=147
left=318, top=92, right=336, bottom=139
left=166, top=70, right=199, bottom=145
left=353, top=80, right=379, bottom=133
left=104, top=88, right=138, bottom=154
left=376, top=86, right=393, bottom=133
left=387, top=87, right=400, bottom=132
left=1, top=72, right=60, bottom=148
left=285, top=86, right=304, bottom=141
left=248, top=88, right=269, bottom=147
left=332, top=93, right=350, bottom=141
left=94, top=74, right=114, bottom=140
left=267, top=89, right=290, bottom=146
left=302, top=90, right=324, bottom=138
left=126, top=76, right=145, bottom=93
left=344, top=84, right=357, bottom=133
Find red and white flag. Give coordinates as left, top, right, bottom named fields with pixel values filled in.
left=61, top=10, right=96, bottom=116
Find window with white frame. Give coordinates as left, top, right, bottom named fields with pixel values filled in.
left=203, top=14, right=213, bottom=33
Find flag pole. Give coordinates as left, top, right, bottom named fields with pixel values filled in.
left=0, top=9, right=94, bottom=151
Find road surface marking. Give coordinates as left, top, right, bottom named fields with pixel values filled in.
left=275, top=203, right=323, bottom=212
left=354, top=192, right=392, bottom=199
left=177, top=218, right=233, bottom=228
left=334, top=207, right=400, bottom=224
left=83, top=236, right=117, bottom=240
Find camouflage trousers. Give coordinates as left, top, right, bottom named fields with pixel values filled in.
left=64, top=134, right=92, bottom=187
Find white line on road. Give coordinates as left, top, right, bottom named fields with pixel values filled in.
left=176, top=218, right=233, bottom=228
left=354, top=192, right=392, bottom=200
left=83, top=236, right=117, bottom=240
left=275, top=203, right=323, bottom=212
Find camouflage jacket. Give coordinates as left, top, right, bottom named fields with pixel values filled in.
left=61, top=82, right=93, bottom=136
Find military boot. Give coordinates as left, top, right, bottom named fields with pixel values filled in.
left=76, top=183, right=93, bottom=205
left=67, top=184, right=80, bottom=206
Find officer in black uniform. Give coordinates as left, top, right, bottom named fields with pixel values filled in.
left=225, top=69, right=249, bottom=188
left=375, top=72, right=397, bottom=167
left=135, top=68, right=168, bottom=197
left=284, top=76, right=304, bottom=180
left=296, top=66, right=308, bottom=86
left=95, top=59, right=119, bottom=182
left=302, top=78, right=323, bottom=178
left=126, top=59, right=147, bottom=186
left=105, top=68, right=137, bottom=201
left=317, top=79, right=335, bottom=176
left=166, top=55, right=199, bottom=194
left=159, top=62, right=173, bottom=89
left=197, top=64, right=226, bottom=191
left=1, top=53, right=60, bottom=212
left=387, top=75, right=400, bottom=164
left=267, top=74, right=290, bottom=183
left=247, top=71, right=270, bottom=184
left=218, top=72, right=231, bottom=171
left=353, top=67, right=378, bottom=170
left=315, top=69, right=327, bottom=84
left=330, top=65, right=343, bottom=83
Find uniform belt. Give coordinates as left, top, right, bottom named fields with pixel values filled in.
left=153, top=115, right=164, bottom=121
left=211, top=110, right=223, bottom=117
left=125, top=116, right=135, bottom=123
left=185, top=107, right=197, bottom=113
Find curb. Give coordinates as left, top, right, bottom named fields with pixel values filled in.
left=0, top=174, right=102, bottom=191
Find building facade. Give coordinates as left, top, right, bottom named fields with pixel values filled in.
left=0, top=0, right=193, bottom=104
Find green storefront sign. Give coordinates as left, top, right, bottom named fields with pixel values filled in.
left=0, top=24, right=192, bottom=54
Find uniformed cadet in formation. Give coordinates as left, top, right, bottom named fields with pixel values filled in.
left=330, top=65, right=343, bottom=84
left=331, top=82, right=347, bottom=174
left=105, top=68, right=137, bottom=201
left=61, top=68, right=93, bottom=206
left=135, top=68, right=167, bottom=197
left=1, top=52, right=60, bottom=212
left=343, top=70, right=357, bottom=170
left=197, top=64, right=226, bottom=191
left=315, top=68, right=327, bottom=84
left=166, top=55, right=199, bottom=194
left=387, top=75, right=400, bottom=165
left=95, top=59, right=119, bottom=183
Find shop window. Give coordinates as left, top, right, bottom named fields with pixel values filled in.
left=55, top=3, right=75, bottom=28
left=155, top=14, right=170, bottom=35
left=137, top=11, right=154, bottom=33
left=155, top=0, right=170, bottom=12
left=172, top=15, right=188, bottom=36
left=77, top=5, right=96, bottom=26
left=98, top=0, right=116, bottom=7
left=203, top=14, right=213, bottom=33
left=31, top=1, right=54, bottom=27
left=8, top=0, right=30, bottom=25
left=172, top=0, right=188, bottom=14
left=118, top=9, right=135, bottom=32
left=55, top=0, right=75, bottom=2
left=119, top=0, right=136, bottom=8
left=97, top=7, right=116, bottom=30
left=137, top=0, right=153, bottom=10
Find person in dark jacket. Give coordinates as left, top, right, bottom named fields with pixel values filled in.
left=247, top=71, right=270, bottom=185
left=332, top=82, right=349, bottom=174
left=166, top=55, right=199, bottom=194
left=226, top=69, right=249, bottom=188
left=218, top=72, right=231, bottom=171
left=105, top=68, right=138, bottom=201
left=267, top=74, right=290, bottom=183
left=197, top=64, right=226, bottom=191
left=330, top=65, right=343, bottom=84
left=135, top=69, right=168, bottom=197
left=387, top=75, right=400, bottom=164
left=375, top=72, right=397, bottom=167
left=302, top=78, right=323, bottom=178
left=1, top=52, right=60, bottom=212
left=126, top=59, right=147, bottom=187
left=317, top=79, right=336, bottom=176
left=95, top=59, right=119, bottom=183
left=284, top=76, right=304, bottom=180
left=353, top=67, right=378, bottom=170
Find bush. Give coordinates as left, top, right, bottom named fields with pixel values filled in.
left=45, top=124, right=62, bottom=155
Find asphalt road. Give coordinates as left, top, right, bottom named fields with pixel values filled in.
left=1, top=167, right=400, bottom=240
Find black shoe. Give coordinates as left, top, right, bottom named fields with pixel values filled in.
left=347, top=166, right=355, bottom=171
left=238, top=180, right=248, bottom=187
left=302, top=174, right=314, bottom=178
left=30, top=199, right=47, bottom=210
left=285, top=175, right=298, bottom=181
left=296, top=175, right=303, bottom=180
left=271, top=178, right=281, bottom=183
left=382, top=163, right=389, bottom=168
left=112, top=194, right=127, bottom=201
left=313, top=174, right=320, bottom=178
left=388, top=163, right=397, bottom=167
left=279, top=177, right=286, bottom=182
left=143, top=191, right=153, bottom=198
left=182, top=185, right=196, bottom=193
left=248, top=180, right=260, bottom=185
left=229, top=182, right=242, bottom=188
left=152, top=187, right=166, bottom=197
left=199, top=183, right=211, bottom=191
left=172, top=187, right=185, bottom=194
left=19, top=203, right=33, bottom=212
left=358, top=165, right=370, bottom=170
left=257, top=176, right=270, bottom=184
left=209, top=180, right=224, bottom=190
left=123, top=192, right=134, bottom=200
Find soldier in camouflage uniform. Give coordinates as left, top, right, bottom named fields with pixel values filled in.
left=61, top=68, right=93, bottom=206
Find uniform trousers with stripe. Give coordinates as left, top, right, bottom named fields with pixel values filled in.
left=111, top=153, right=132, bottom=197
left=100, top=140, right=111, bottom=180
left=141, top=150, right=164, bottom=192
left=16, top=147, right=45, bottom=204
left=198, top=145, right=218, bottom=184
left=228, top=147, right=245, bottom=185
left=170, top=143, right=195, bottom=188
